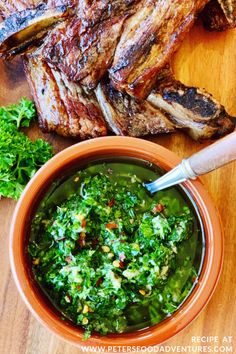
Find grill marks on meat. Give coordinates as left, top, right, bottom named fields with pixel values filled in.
left=147, top=67, right=235, bottom=140
left=36, top=0, right=140, bottom=88
left=95, top=79, right=175, bottom=137
left=0, top=4, right=71, bottom=58
left=1, top=0, right=235, bottom=141
left=24, top=57, right=107, bottom=138
left=35, top=16, right=125, bottom=88
left=201, top=0, right=236, bottom=31
left=78, top=0, right=138, bottom=27
left=109, top=0, right=210, bottom=100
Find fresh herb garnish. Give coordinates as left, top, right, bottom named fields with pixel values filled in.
left=0, top=98, right=53, bottom=199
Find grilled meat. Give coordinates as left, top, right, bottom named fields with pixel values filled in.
left=147, top=67, right=235, bottom=140
left=95, top=79, right=175, bottom=137
left=0, top=0, right=40, bottom=17
left=201, top=0, right=236, bottom=31
left=24, top=56, right=107, bottom=139
left=35, top=0, right=140, bottom=89
left=0, top=0, right=234, bottom=141
left=109, top=0, right=210, bottom=100
left=34, top=15, right=125, bottom=89
left=0, top=0, right=75, bottom=18
left=78, top=0, right=139, bottom=27
left=1, top=0, right=108, bottom=140
left=0, top=4, right=71, bottom=58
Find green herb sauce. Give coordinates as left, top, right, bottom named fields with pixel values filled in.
left=29, top=160, right=203, bottom=339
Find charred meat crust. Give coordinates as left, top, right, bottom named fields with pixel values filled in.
left=78, top=0, right=139, bottom=28
left=0, top=4, right=71, bottom=57
left=0, top=0, right=40, bottom=18
left=35, top=15, right=126, bottom=89
left=95, top=79, right=175, bottom=137
left=1, top=0, right=235, bottom=142
left=0, top=0, right=75, bottom=18
left=24, top=56, right=107, bottom=139
left=147, top=66, right=235, bottom=140
left=109, top=0, right=210, bottom=100
left=35, top=0, right=141, bottom=89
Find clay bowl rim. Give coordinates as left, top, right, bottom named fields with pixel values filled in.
left=9, top=136, right=223, bottom=348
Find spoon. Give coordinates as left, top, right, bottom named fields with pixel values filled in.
left=145, top=131, right=236, bottom=194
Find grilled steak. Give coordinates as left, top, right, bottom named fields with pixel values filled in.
left=78, top=0, right=139, bottom=27
left=36, top=0, right=140, bottom=89
left=34, top=16, right=125, bottom=89
left=1, top=0, right=108, bottom=140
left=95, top=79, right=175, bottom=137
left=0, top=4, right=71, bottom=58
left=109, top=0, right=210, bottom=100
left=147, top=66, right=235, bottom=140
left=24, top=56, right=107, bottom=138
left=201, top=0, right=236, bottom=31
left=0, top=0, right=234, bottom=141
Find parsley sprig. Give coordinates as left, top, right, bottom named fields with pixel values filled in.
left=0, top=98, right=53, bottom=199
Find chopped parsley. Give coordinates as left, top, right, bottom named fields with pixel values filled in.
left=0, top=98, right=53, bottom=199
left=29, top=168, right=200, bottom=339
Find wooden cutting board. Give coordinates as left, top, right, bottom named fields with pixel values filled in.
left=0, top=21, right=236, bottom=354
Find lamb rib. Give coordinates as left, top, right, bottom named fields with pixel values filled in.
left=95, top=79, right=175, bottom=137
left=78, top=0, right=139, bottom=27
left=109, top=0, right=210, bottom=100
left=34, top=15, right=126, bottom=89
left=24, top=56, right=107, bottom=139
left=0, top=0, right=108, bottom=140
left=35, top=0, right=140, bottom=89
left=147, top=66, right=235, bottom=140
left=1, top=0, right=235, bottom=142
left=0, top=4, right=71, bottom=58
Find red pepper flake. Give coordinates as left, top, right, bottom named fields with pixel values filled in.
left=65, top=256, right=72, bottom=263
left=77, top=285, right=82, bottom=291
left=107, top=199, right=115, bottom=207
left=119, top=261, right=125, bottom=269
left=81, top=219, right=87, bottom=228
left=152, top=203, right=165, bottom=214
left=106, top=223, right=118, bottom=230
left=96, top=277, right=103, bottom=287
left=79, top=232, right=86, bottom=247
left=192, top=276, right=197, bottom=283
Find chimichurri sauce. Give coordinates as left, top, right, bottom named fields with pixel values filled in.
left=29, top=160, right=203, bottom=339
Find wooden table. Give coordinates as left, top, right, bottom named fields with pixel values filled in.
left=0, top=21, right=236, bottom=354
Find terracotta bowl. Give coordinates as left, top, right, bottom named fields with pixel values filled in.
left=9, top=137, right=223, bottom=348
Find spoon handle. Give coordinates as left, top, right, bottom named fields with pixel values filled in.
left=145, top=131, right=236, bottom=194
left=188, top=131, right=236, bottom=175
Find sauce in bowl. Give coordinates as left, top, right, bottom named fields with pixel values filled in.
left=28, top=159, right=204, bottom=339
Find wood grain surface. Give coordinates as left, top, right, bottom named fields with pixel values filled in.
left=0, top=21, right=236, bottom=354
